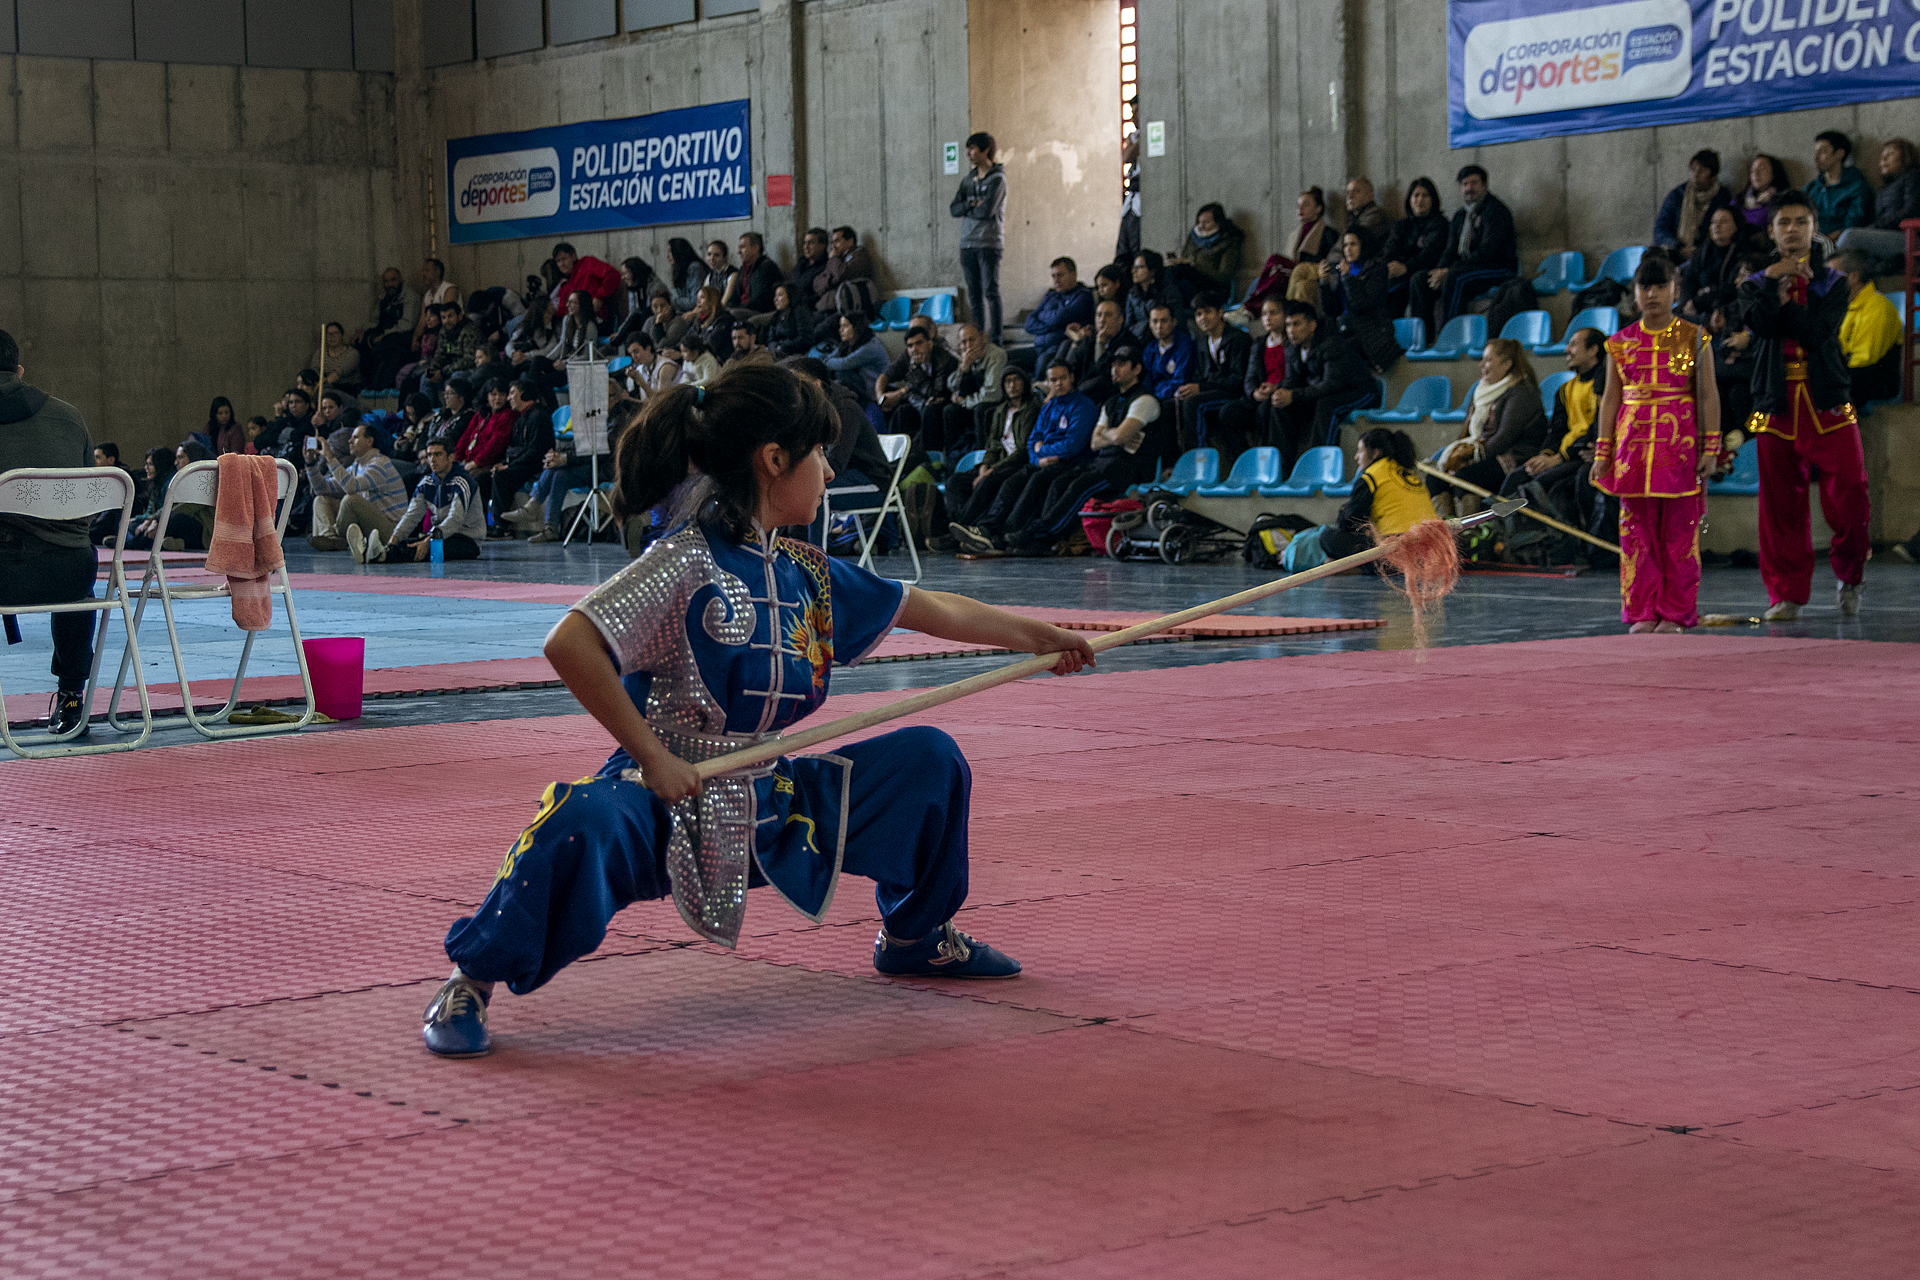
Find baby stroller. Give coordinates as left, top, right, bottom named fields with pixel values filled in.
left=1104, top=488, right=1244, bottom=565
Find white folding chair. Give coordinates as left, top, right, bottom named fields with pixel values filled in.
left=0, top=466, right=152, bottom=758
left=819, top=433, right=919, bottom=584
left=106, top=458, right=317, bottom=739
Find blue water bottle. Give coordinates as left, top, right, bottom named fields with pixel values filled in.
left=429, top=532, right=445, bottom=576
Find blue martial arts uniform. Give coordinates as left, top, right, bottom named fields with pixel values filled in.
left=444, top=520, right=973, bottom=995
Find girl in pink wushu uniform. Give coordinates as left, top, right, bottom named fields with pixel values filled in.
left=1593, top=255, right=1722, bottom=633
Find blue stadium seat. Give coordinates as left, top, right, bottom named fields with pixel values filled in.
left=1538, top=370, right=1574, bottom=417
left=1567, top=247, right=1644, bottom=293
left=1196, top=446, right=1282, bottom=497
left=1392, top=317, right=1427, bottom=353
left=551, top=406, right=572, bottom=433
left=1431, top=380, right=1480, bottom=423
left=1361, top=375, right=1452, bottom=423
left=916, top=293, right=956, bottom=325
left=1495, top=310, right=1554, bottom=351
left=1256, top=446, right=1344, bottom=497
left=606, top=355, right=632, bottom=373
left=1530, top=251, right=1584, bottom=297
left=1534, top=307, right=1621, bottom=355
left=938, top=449, right=986, bottom=493
left=1140, top=448, right=1219, bottom=496
left=1407, top=314, right=1486, bottom=362
left=877, top=297, right=912, bottom=331
left=1708, top=439, right=1760, bottom=495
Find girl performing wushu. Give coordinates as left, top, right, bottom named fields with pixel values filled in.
left=1593, top=256, right=1721, bottom=632
left=422, top=363, right=1097, bottom=1057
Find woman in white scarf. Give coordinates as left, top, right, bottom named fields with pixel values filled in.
left=1430, top=338, right=1545, bottom=515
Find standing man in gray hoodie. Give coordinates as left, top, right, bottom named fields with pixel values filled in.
left=951, top=131, right=1008, bottom=344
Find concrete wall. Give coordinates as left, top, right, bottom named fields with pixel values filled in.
left=0, top=55, right=400, bottom=457
left=413, top=0, right=978, bottom=309
left=1141, top=0, right=1920, bottom=287
left=966, top=0, right=1119, bottom=316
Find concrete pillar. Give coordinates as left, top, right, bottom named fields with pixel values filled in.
left=758, top=0, right=803, bottom=267
left=391, top=0, right=432, bottom=270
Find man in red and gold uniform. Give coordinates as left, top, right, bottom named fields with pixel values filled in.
left=1735, top=189, right=1868, bottom=621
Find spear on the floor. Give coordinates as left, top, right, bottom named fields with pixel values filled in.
left=689, top=501, right=1522, bottom=781
left=1418, top=462, right=1622, bottom=555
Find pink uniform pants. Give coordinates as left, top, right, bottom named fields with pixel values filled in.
left=1618, top=493, right=1704, bottom=627
left=1756, top=425, right=1869, bottom=606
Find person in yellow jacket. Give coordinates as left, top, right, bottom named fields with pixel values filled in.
left=1837, top=251, right=1902, bottom=404
left=1318, top=427, right=1438, bottom=560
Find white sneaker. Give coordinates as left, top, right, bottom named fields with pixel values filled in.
left=346, top=525, right=366, bottom=563
left=1763, top=599, right=1801, bottom=622
left=1838, top=583, right=1861, bottom=618
left=366, top=529, right=387, bottom=564
left=505, top=503, right=544, bottom=528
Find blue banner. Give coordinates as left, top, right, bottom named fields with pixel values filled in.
left=446, top=99, right=752, bottom=245
left=1449, top=0, right=1920, bottom=148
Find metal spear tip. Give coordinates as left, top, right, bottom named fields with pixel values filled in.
left=1451, top=497, right=1526, bottom=529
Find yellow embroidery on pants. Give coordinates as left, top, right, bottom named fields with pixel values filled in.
left=783, top=814, right=823, bottom=857
left=496, top=780, right=578, bottom=882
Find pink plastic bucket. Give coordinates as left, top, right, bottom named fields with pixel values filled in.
left=302, top=637, right=365, bottom=720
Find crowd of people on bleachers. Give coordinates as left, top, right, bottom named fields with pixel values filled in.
left=103, top=124, right=1917, bottom=575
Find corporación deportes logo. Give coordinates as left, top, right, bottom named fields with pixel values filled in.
left=451, top=148, right=563, bottom=225
left=1463, top=0, right=1693, bottom=119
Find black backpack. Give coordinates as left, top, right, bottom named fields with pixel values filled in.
left=1241, top=512, right=1316, bottom=568
left=1483, top=277, right=1538, bottom=343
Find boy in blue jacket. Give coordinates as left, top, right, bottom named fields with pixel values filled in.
left=949, top=360, right=1095, bottom=551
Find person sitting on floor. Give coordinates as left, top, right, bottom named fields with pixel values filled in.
left=1173, top=290, right=1252, bottom=455
left=1425, top=336, right=1545, bottom=516
left=305, top=421, right=408, bottom=553
left=1314, top=427, right=1437, bottom=561
left=948, top=359, right=1097, bottom=553
left=485, top=379, right=557, bottom=538
left=357, top=440, right=489, bottom=565
left=1836, top=251, right=1902, bottom=405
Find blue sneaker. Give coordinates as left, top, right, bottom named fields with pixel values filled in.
left=873, top=920, right=1021, bottom=979
left=421, top=973, right=492, bottom=1057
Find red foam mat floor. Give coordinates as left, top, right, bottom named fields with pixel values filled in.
left=2, top=633, right=1917, bottom=1276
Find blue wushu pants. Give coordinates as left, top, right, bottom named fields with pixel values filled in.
left=445, top=727, right=972, bottom=995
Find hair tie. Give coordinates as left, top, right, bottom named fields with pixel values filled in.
left=694, top=385, right=706, bottom=407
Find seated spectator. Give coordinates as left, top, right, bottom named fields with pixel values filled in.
left=294, top=368, right=321, bottom=408
left=821, top=313, right=890, bottom=403
left=204, top=397, right=239, bottom=454
left=600, top=256, right=667, bottom=353
left=1382, top=176, right=1448, bottom=312
left=483, top=380, right=556, bottom=536
left=509, top=292, right=559, bottom=365
left=354, top=266, right=421, bottom=392
left=548, top=242, right=621, bottom=324
left=1342, top=178, right=1392, bottom=241
left=1271, top=300, right=1378, bottom=465
left=1173, top=290, right=1251, bottom=455
left=1166, top=203, right=1246, bottom=296
left=515, top=376, right=642, bottom=544
left=764, top=284, right=816, bottom=356
left=1217, top=296, right=1292, bottom=462
left=1425, top=336, right=1545, bottom=514
left=87, top=441, right=139, bottom=546
left=675, top=334, right=721, bottom=386
left=262, top=387, right=313, bottom=460
left=121, top=446, right=189, bottom=550
left=1679, top=207, right=1750, bottom=320
left=1837, top=139, right=1920, bottom=276
left=941, top=322, right=1006, bottom=458
left=1143, top=302, right=1195, bottom=399
left=0, top=330, right=100, bottom=735
left=1057, top=297, right=1129, bottom=404
left=691, top=240, right=735, bottom=315
left=423, top=382, right=477, bottom=453
left=396, top=305, right=441, bottom=399
left=389, top=392, right=435, bottom=458
left=1022, top=257, right=1096, bottom=370
left=999, top=345, right=1173, bottom=557
left=813, top=225, right=879, bottom=317
left=666, top=237, right=703, bottom=313
left=1319, top=229, right=1403, bottom=372
left=620, top=333, right=661, bottom=400
left=782, top=355, right=892, bottom=544
left=684, top=286, right=734, bottom=355
left=416, top=257, right=457, bottom=339
left=361, top=440, right=488, bottom=565
left=1653, top=150, right=1734, bottom=261
left=1837, top=251, right=1902, bottom=404
left=638, top=291, right=688, bottom=352
left=1091, top=262, right=1127, bottom=310
left=1413, top=165, right=1517, bottom=330
left=1316, top=427, right=1437, bottom=560
left=1123, top=250, right=1184, bottom=344
left=938, top=366, right=1039, bottom=534
left=876, top=324, right=958, bottom=444
left=948, top=359, right=1098, bottom=553
left=304, top=421, right=406, bottom=553
left=1735, top=154, right=1790, bottom=232
left=725, top=323, right=775, bottom=368
left=240, top=416, right=270, bottom=455
left=1497, top=327, right=1606, bottom=521
left=452, top=380, right=514, bottom=471
left=423, top=301, right=480, bottom=398
left=314, top=321, right=361, bottom=392
left=1809, top=131, right=1875, bottom=239
left=723, top=232, right=782, bottom=321
left=789, top=227, right=831, bottom=304
left=1284, top=187, right=1336, bottom=303
left=304, top=388, right=352, bottom=464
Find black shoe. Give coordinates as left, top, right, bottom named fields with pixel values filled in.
left=47, top=690, right=88, bottom=737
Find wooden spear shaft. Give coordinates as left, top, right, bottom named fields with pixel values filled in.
left=691, top=504, right=1517, bottom=781
left=1417, top=461, right=1622, bottom=555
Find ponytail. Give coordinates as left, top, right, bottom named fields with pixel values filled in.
left=1359, top=427, right=1419, bottom=473
left=613, top=361, right=838, bottom=535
